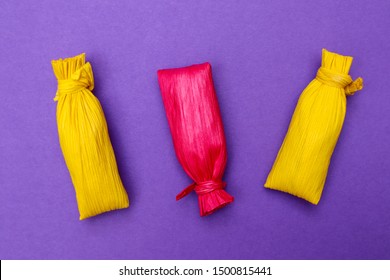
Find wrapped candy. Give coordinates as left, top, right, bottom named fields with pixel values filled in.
left=157, top=62, right=234, bottom=216
left=52, top=53, right=129, bottom=219
left=265, top=49, right=363, bottom=204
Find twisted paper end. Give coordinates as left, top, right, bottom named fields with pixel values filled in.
left=345, top=77, right=363, bottom=96
left=176, top=180, right=234, bottom=216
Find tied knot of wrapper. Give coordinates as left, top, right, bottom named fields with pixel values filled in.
left=316, top=67, right=363, bottom=96
left=176, top=180, right=227, bottom=200
left=176, top=180, right=233, bottom=216
left=54, top=63, right=94, bottom=101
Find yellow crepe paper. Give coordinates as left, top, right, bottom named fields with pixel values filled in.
left=52, top=53, right=129, bottom=219
left=265, top=49, right=363, bottom=204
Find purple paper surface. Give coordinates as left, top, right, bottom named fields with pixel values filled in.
left=0, top=0, right=389, bottom=260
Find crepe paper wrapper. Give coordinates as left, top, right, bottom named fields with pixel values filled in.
left=52, top=53, right=129, bottom=220
left=265, top=49, right=363, bottom=204
left=158, top=62, right=234, bottom=216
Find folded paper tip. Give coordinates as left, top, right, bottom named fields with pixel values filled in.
left=78, top=200, right=130, bottom=221
left=345, top=77, right=364, bottom=96
left=203, top=62, right=211, bottom=70
left=265, top=181, right=321, bottom=205
left=198, top=189, right=234, bottom=217
left=355, top=77, right=363, bottom=89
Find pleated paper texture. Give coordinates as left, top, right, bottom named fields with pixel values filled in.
left=52, top=53, right=129, bottom=220
left=265, top=49, right=363, bottom=204
left=158, top=63, right=234, bottom=216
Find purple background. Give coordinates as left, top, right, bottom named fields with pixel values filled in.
left=0, top=0, right=389, bottom=260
